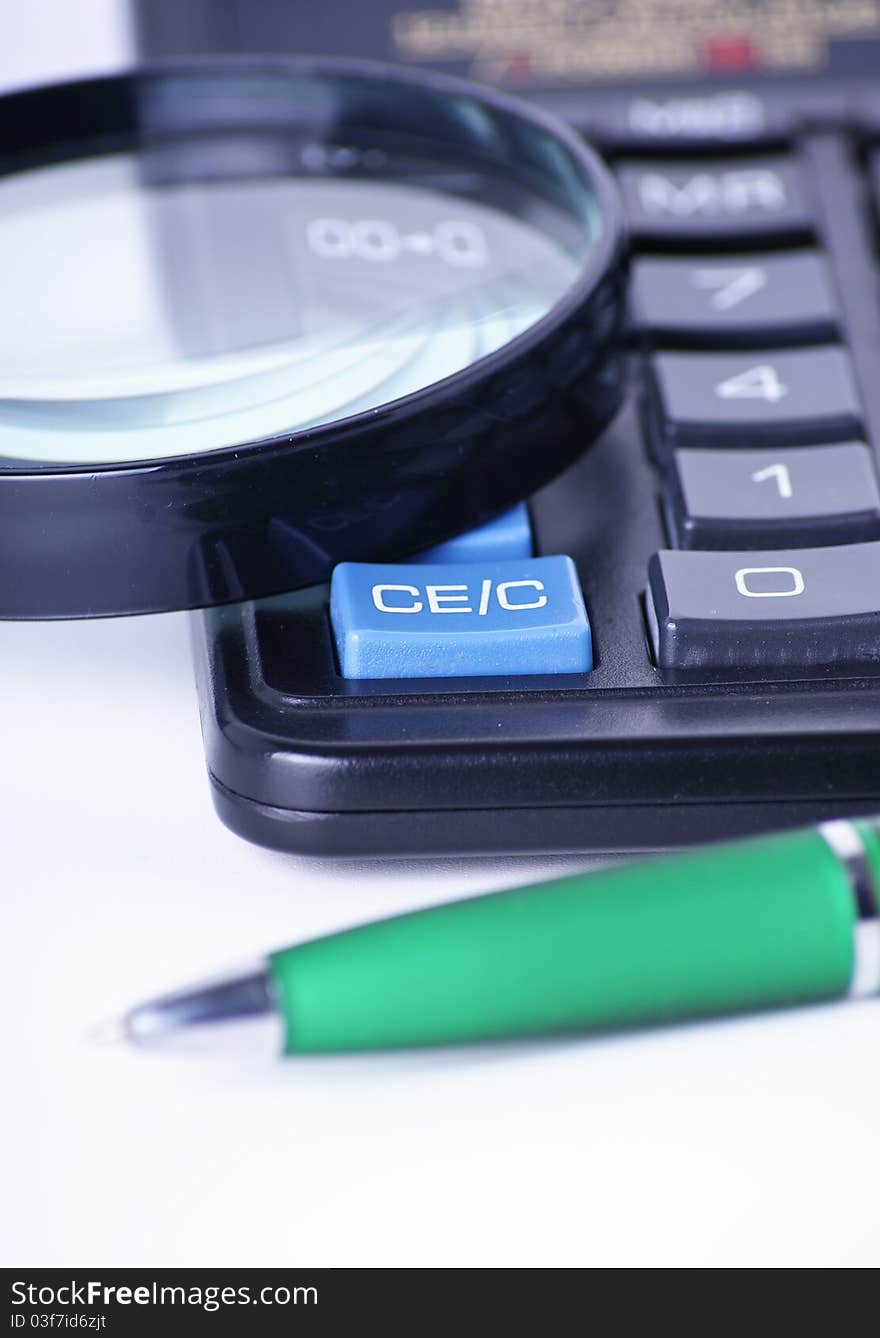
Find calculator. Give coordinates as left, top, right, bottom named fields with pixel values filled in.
left=165, top=1, right=880, bottom=855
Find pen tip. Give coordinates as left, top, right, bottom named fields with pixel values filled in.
left=87, top=968, right=277, bottom=1051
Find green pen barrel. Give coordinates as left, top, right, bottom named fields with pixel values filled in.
left=268, top=828, right=859, bottom=1052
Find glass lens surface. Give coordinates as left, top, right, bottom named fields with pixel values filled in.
left=0, top=147, right=596, bottom=466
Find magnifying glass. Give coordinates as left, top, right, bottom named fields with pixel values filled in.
left=0, top=59, right=626, bottom=618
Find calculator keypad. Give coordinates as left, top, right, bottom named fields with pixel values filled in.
left=320, top=125, right=877, bottom=684
left=325, top=130, right=877, bottom=683
left=636, top=130, right=880, bottom=672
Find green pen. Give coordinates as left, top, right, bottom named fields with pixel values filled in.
left=117, top=817, right=880, bottom=1053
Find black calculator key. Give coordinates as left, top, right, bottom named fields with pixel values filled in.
left=647, top=542, right=880, bottom=670
left=630, top=252, right=838, bottom=347
left=649, top=348, right=863, bottom=449
left=667, top=444, right=880, bottom=549
left=617, top=158, right=813, bottom=245
left=598, top=90, right=787, bottom=151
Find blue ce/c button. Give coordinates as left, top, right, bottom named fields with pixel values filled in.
left=415, top=504, right=533, bottom=564
left=330, top=556, right=592, bottom=679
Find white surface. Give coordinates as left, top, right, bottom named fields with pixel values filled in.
left=0, top=0, right=132, bottom=91
left=3, top=592, right=880, bottom=1270
left=2, top=1, right=880, bottom=1272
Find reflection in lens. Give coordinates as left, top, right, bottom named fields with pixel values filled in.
left=0, top=151, right=594, bottom=466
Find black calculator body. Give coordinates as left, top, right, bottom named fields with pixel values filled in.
left=151, top=2, right=880, bottom=855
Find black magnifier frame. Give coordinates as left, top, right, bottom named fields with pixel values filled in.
left=0, top=58, right=626, bottom=619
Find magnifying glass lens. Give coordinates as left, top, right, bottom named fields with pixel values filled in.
left=1, top=139, right=596, bottom=466
left=0, top=63, right=624, bottom=617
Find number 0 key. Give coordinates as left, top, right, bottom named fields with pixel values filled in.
left=646, top=542, right=880, bottom=670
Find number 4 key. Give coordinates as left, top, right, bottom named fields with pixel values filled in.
left=650, top=347, right=863, bottom=448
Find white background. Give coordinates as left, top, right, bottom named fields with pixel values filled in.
left=2, top=1, right=879, bottom=1268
